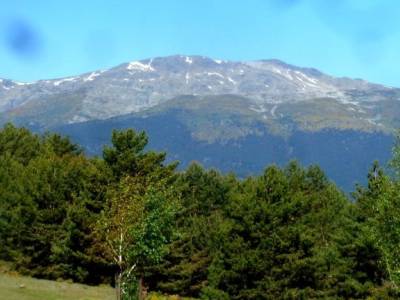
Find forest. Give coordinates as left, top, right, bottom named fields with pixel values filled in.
left=1, top=122, right=400, bottom=300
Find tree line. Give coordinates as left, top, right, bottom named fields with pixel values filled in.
left=1, top=123, right=400, bottom=299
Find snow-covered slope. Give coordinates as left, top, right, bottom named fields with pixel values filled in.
left=1, top=55, right=399, bottom=130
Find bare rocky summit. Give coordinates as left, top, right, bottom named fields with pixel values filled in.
left=1, top=55, right=399, bottom=132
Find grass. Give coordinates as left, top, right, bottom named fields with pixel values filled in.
left=0, top=271, right=114, bottom=300
left=0, top=263, right=194, bottom=300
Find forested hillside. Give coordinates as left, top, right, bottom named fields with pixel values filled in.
left=1, top=123, right=400, bottom=299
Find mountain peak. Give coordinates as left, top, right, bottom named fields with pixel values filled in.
left=1, top=54, right=399, bottom=131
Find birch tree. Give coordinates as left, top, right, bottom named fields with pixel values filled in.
left=95, top=175, right=178, bottom=300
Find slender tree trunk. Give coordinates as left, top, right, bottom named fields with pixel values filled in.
left=138, top=276, right=145, bottom=300
left=116, top=272, right=122, bottom=300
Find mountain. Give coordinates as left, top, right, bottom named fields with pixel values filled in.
left=1, top=55, right=399, bottom=190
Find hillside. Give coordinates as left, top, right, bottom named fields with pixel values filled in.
left=0, top=271, right=114, bottom=300
left=1, top=55, right=399, bottom=190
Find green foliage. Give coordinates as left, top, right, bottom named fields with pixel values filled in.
left=3, top=123, right=400, bottom=299
left=42, top=132, right=83, bottom=156
left=389, top=130, right=400, bottom=179
left=150, top=164, right=232, bottom=298
left=0, top=124, right=111, bottom=284
left=95, top=176, right=178, bottom=296
left=97, top=128, right=179, bottom=299
left=103, top=129, right=176, bottom=181
left=201, top=162, right=365, bottom=299
left=0, top=123, right=42, bottom=165
left=355, top=160, right=400, bottom=289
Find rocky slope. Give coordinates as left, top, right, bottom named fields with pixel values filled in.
left=1, top=55, right=399, bottom=133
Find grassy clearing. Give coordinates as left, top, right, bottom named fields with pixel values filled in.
left=0, top=265, right=194, bottom=300
left=0, top=271, right=114, bottom=300
left=0, top=261, right=194, bottom=300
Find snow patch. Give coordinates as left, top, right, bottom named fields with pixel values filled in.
left=84, top=71, right=104, bottom=82
left=68, top=115, right=89, bottom=124
left=271, top=105, right=278, bottom=117
left=294, top=71, right=319, bottom=85
left=366, top=119, right=379, bottom=126
left=13, top=81, right=33, bottom=86
left=271, top=67, right=299, bottom=82
left=295, top=75, right=318, bottom=88
left=272, top=67, right=282, bottom=75
left=249, top=104, right=267, bottom=113
left=335, top=96, right=360, bottom=106
left=207, top=72, right=224, bottom=78
left=185, top=56, right=193, bottom=64
left=127, top=61, right=155, bottom=72
left=227, top=77, right=237, bottom=85
left=214, top=59, right=222, bottom=64
left=53, top=77, right=78, bottom=86
left=285, top=70, right=293, bottom=81
left=185, top=73, right=190, bottom=84
left=356, top=107, right=367, bottom=114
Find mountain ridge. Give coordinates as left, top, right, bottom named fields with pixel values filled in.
left=1, top=55, right=399, bottom=134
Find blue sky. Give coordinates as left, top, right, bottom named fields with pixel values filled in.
left=1, top=0, right=399, bottom=86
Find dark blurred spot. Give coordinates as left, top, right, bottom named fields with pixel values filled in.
left=4, top=19, right=42, bottom=59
